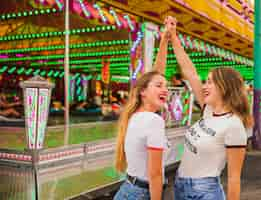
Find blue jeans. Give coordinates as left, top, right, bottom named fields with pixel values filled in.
left=114, top=181, right=150, bottom=200
left=174, top=176, right=225, bottom=200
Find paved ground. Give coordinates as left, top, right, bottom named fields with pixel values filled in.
left=163, top=150, right=261, bottom=200
left=72, top=150, right=261, bottom=200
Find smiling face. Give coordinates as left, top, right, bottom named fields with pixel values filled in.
left=140, top=74, right=168, bottom=112
left=202, top=72, right=224, bottom=107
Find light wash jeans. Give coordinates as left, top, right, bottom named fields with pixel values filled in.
left=113, top=180, right=150, bottom=200
left=174, top=176, right=226, bottom=200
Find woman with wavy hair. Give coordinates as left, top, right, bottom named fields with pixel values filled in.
left=166, top=16, right=253, bottom=200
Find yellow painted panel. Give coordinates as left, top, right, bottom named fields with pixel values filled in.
left=220, top=7, right=235, bottom=29
left=181, top=0, right=253, bottom=41
left=204, top=0, right=222, bottom=22
left=183, top=0, right=205, bottom=11
left=234, top=17, right=245, bottom=34
left=227, top=0, right=243, bottom=13
left=220, top=6, right=253, bottom=40
left=245, top=26, right=254, bottom=41
left=183, top=0, right=208, bottom=18
left=183, top=0, right=223, bottom=27
left=184, top=0, right=222, bottom=20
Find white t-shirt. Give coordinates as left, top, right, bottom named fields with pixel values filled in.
left=125, top=112, right=168, bottom=181
left=178, top=105, right=247, bottom=178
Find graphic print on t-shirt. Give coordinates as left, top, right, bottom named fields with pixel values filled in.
left=198, top=118, right=216, bottom=136
left=185, top=118, right=217, bottom=154
left=178, top=105, right=247, bottom=178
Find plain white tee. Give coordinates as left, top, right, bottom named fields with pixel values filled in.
left=125, top=112, right=168, bottom=181
left=178, top=105, right=247, bottom=178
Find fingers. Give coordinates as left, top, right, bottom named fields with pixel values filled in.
left=164, top=16, right=177, bottom=27
left=161, top=16, right=177, bottom=41
left=168, top=16, right=177, bottom=24
left=164, top=18, right=168, bottom=26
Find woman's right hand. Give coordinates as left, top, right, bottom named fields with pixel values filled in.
left=160, top=16, right=175, bottom=42
left=164, top=16, right=177, bottom=40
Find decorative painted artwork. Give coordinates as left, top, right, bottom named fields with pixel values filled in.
left=161, top=87, right=192, bottom=128
left=25, top=88, right=38, bottom=149
left=37, top=88, right=50, bottom=149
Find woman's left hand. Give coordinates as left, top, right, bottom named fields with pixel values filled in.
left=165, top=16, right=177, bottom=40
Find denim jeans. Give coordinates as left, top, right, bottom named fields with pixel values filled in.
left=114, top=180, right=150, bottom=200
left=174, top=176, right=226, bottom=200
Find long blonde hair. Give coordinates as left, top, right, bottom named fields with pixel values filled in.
left=115, top=71, right=162, bottom=172
left=211, top=67, right=253, bottom=128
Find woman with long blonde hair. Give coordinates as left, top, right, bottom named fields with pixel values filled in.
left=114, top=71, right=169, bottom=200
left=114, top=18, right=172, bottom=200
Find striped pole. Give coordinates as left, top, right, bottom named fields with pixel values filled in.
left=64, top=0, right=70, bottom=145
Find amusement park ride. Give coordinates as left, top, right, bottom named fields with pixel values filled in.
left=0, top=0, right=260, bottom=199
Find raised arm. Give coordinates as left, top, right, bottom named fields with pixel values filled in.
left=153, top=34, right=168, bottom=74
left=153, top=19, right=170, bottom=75
left=168, top=17, right=204, bottom=108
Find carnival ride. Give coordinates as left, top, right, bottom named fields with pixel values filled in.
left=0, top=0, right=255, bottom=199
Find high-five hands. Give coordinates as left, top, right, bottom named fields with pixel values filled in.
left=164, top=16, right=177, bottom=41
left=154, top=16, right=178, bottom=74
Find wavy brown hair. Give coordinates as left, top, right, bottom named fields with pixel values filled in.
left=115, top=71, right=163, bottom=172
left=210, top=67, right=253, bottom=128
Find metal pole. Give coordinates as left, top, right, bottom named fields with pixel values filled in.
left=64, top=0, right=70, bottom=145
left=253, top=0, right=261, bottom=149
left=33, top=151, right=39, bottom=200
